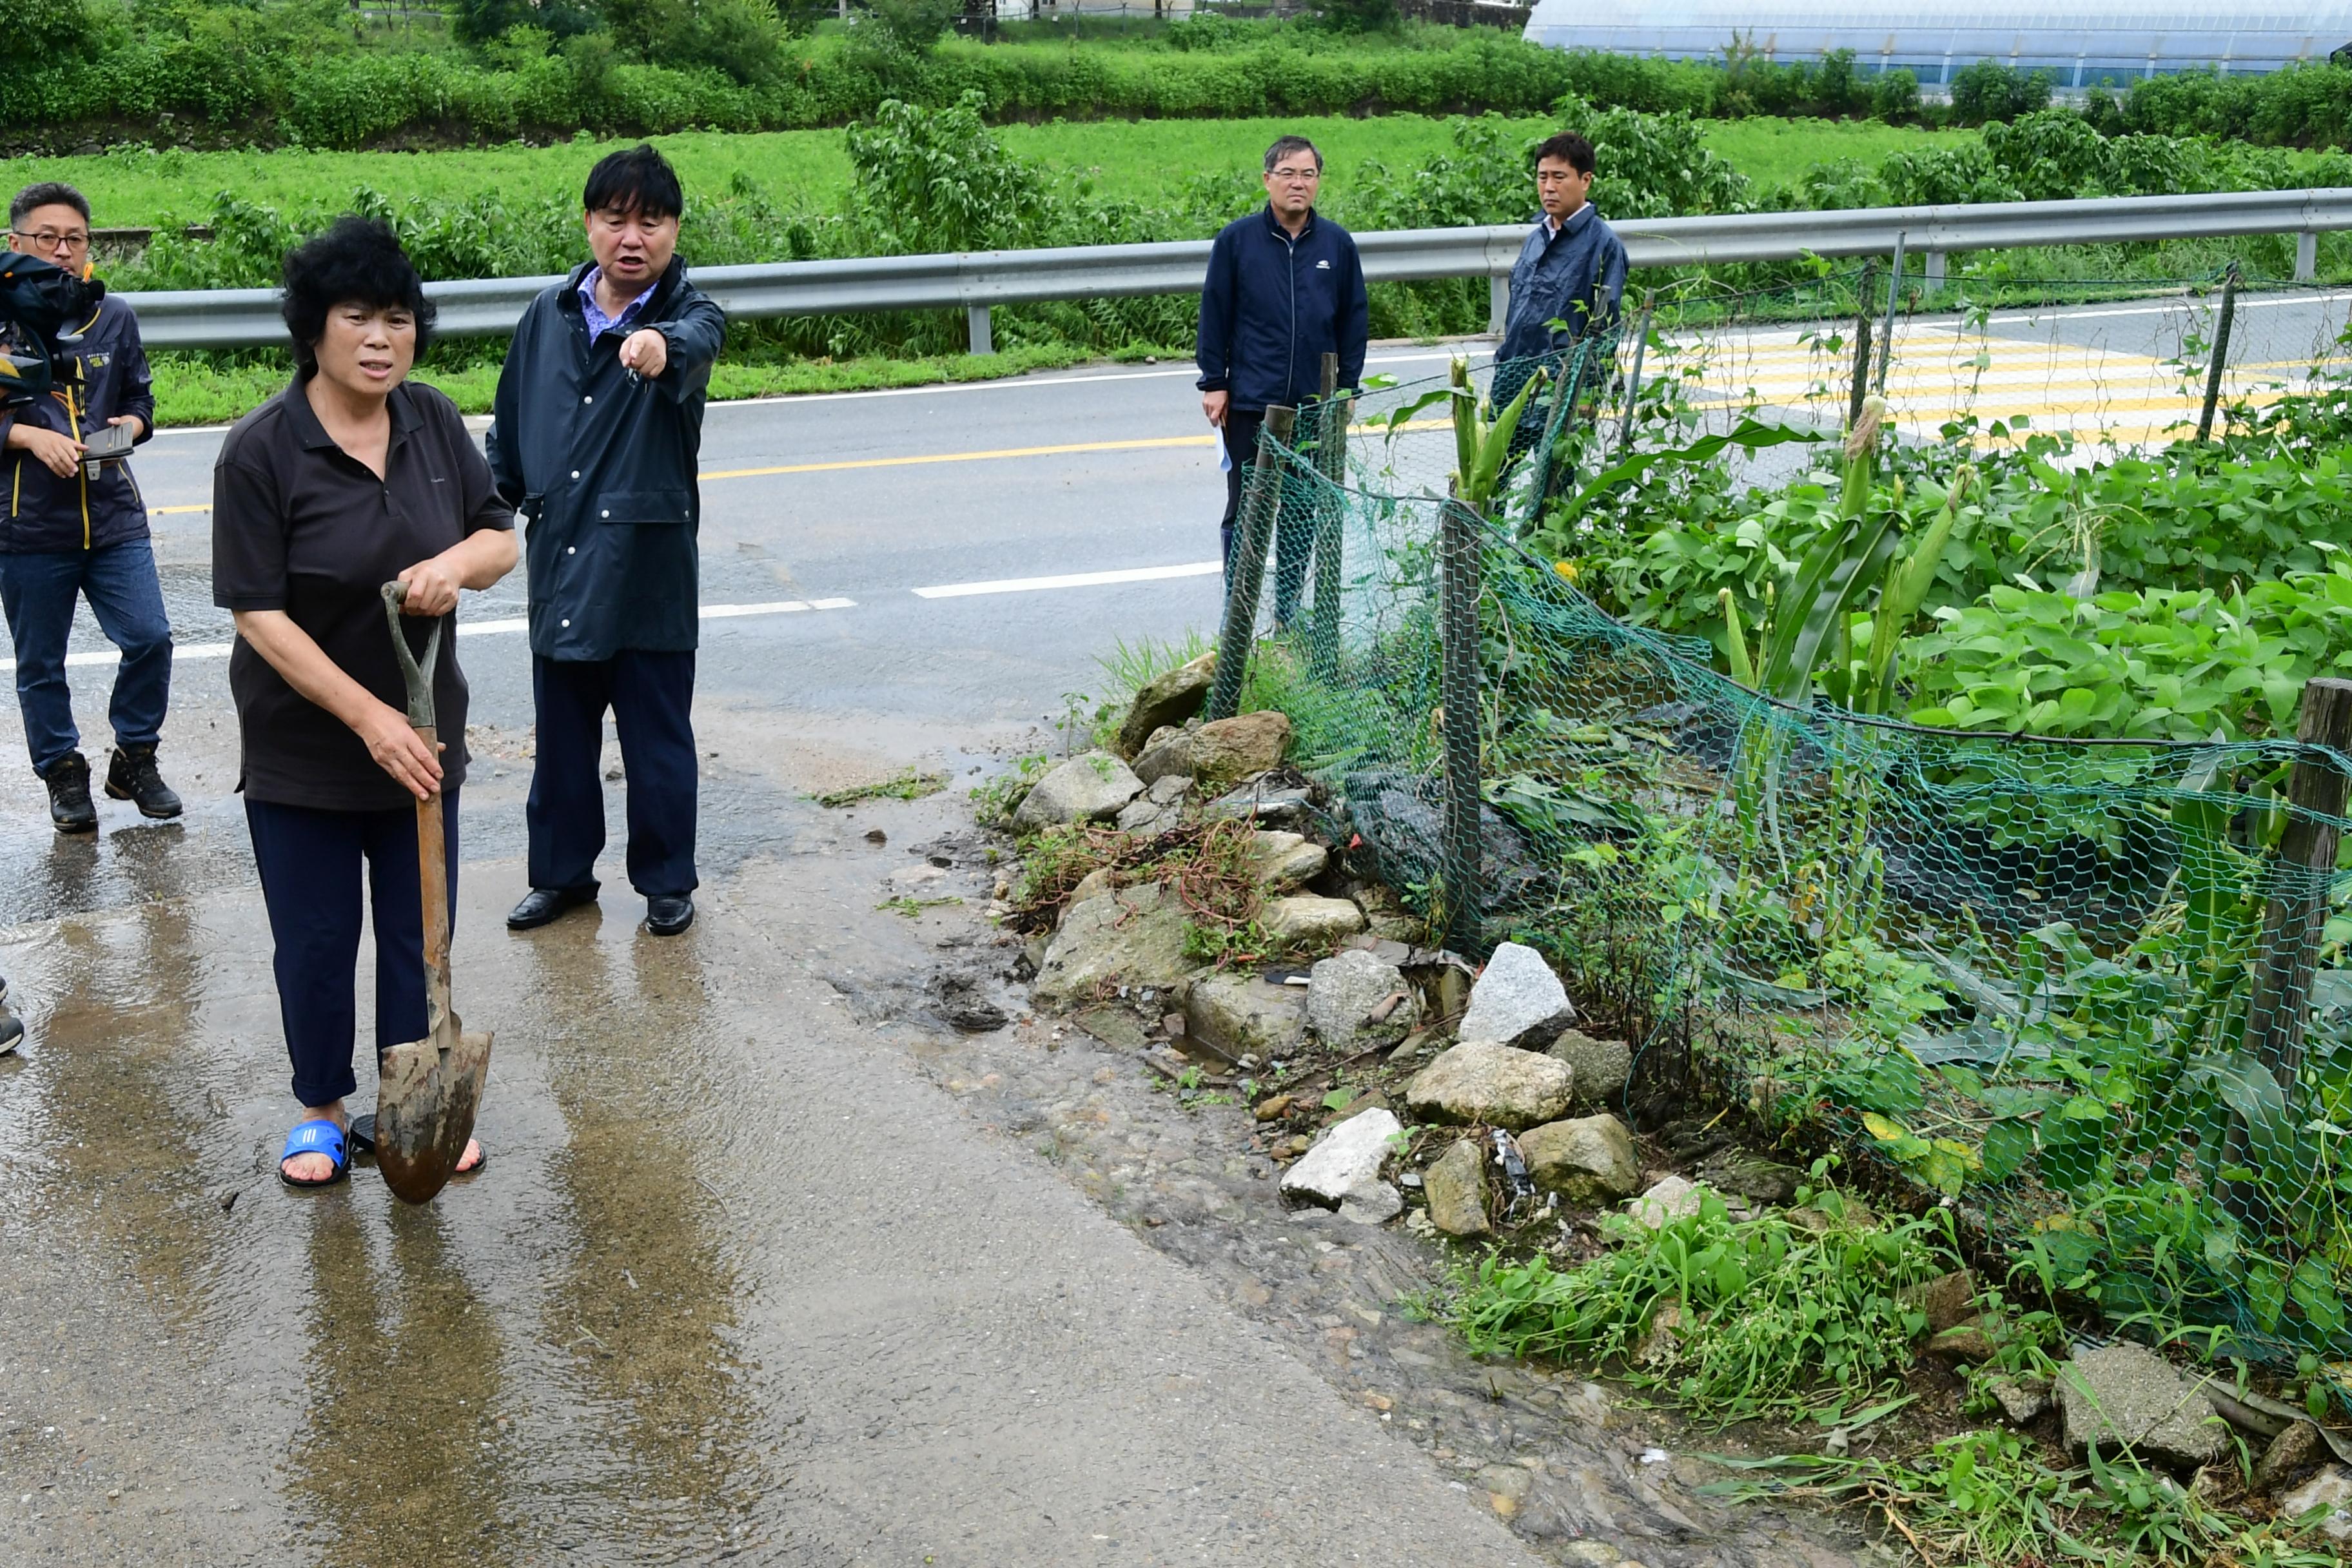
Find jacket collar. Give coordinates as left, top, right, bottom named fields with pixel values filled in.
left=1260, top=204, right=1317, bottom=244
left=282, top=366, right=423, bottom=453
left=562, top=255, right=685, bottom=323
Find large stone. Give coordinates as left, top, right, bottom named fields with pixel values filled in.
left=1405, top=1043, right=1574, bottom=1130
left=1696, top=1149, right=1806, bottom=1207
left=1202, top=782, right=1313, bottom=825
left=1549, top=1028, right=1632, bottom=1108
left=1989, top=1375, right=2053, bottom=1426
left=1340, top=1182, right=1404, bottom=1226
left=1011, top=750, right=1144, bottom=832
left=1114, top=652, right=1215, bottom=758
left=1131, top=725, right=1198, bottom=787
left=1280, top=1106, right=1404, bottom=1210
left=1519, top=1114, right=1641, bottom=1204
left=1116, top=772, right=1190, bottom=832
left=2278, top=1466, right=2352, bottom=1540
left=1424, top=1138, right=1491, bottom=1236
left=1458, top=941, right=1575, bottom=1049
left=1185, top=972, right=1306, bottom=1059
left=1191, top=710, right=1291, bottom=790
left=1251, top=830, right=1328, bottom=892
left=1627, top=1174, right=1709, bottom=1230
left=1901, top=1269, right=1981, bottom=1335
left=2057, top=1342, right=2228, bottom=1471
left=2255, top=1422, right=2328, bottom=1496
left=1305, top=948, right=1417, bottom=1046
left=1032, top=883, right=1199, bottom=1006
left=1262, top=895, right=1366, bottom=945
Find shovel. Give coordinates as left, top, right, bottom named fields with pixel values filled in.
left=372, top=580, right=493, bottom=1205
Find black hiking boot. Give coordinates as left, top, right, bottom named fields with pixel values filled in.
left=43, top=752, right=97, bottom=834
left=105, top=742, right=183, bottom=819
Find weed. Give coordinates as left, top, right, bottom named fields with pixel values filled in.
left=971, top=752, right=1051, bottom=830
left=877, top=896, right=963, bottom=917
left=816, top=768, right=950, bottom=807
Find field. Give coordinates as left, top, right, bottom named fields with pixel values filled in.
left=1, top=117, right=1972, bottom=233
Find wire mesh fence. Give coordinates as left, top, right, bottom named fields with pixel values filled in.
left=1210, top=266, right=2352, bottom=1377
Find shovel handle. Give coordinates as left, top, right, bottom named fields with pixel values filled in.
left=380, top=581, right=444, bottom=730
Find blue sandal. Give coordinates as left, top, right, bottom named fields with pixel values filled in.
left=278, top=1118, right=349, bottom=1189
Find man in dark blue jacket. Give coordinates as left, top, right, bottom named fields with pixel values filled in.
left=0, top=182, right=180, bottom=834
left=1195, top=135, right=1369, bottom=625
left=487, top=146, right=727, bottom=938
left=1494, top=131, right=1629, bottom=465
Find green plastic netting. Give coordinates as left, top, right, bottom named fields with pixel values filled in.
left=1213, top=269, right=2352, bottom=1379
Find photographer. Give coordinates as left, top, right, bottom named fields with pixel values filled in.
left=0, top=182, right=179, bottom=833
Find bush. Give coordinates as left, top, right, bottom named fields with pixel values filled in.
left=1948, top=59, right=2053, bottom=126
left=598, top=0, right=787, bottom=87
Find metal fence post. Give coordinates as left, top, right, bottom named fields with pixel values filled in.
left=1309, top=353, right=1350, bottom=680
left=2197, top=262, right=2241, bottom=443
left=1488, top=275, right=1510, bottom=336
left=1438, top=495, right=1485, bottom=954
left=1848, top=260, right=1877, bottom=431
left=1611, top=289, right=1658, bottom=467
left=1873, top=233, right=1905, bottom=396
left=2226, top=676, right=2352, bottom=1228
left=1924, top=250, right=1947, bottom=291
left=966, top=304, right=993, bottom=357
left=1205, top=406, right=1296, bottom=723
left=2296, top=230, right=2319, bottom=283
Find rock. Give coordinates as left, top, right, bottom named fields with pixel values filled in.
left=888, top=861, right=948, bottom=888
left=1901, top=1269, right=1981, bottom=1333
left=1131, top=725, right=1197, bottom=787
left=1253, top=1094, right=1295, bottom=1122
left=1989, top=1375, right=2052, bottom=1426
left=1305, top=949, right=1418, bottom=1046
left=1518, top=1114, right=1642, bottom=1204
left=932, top=973, right=1008, bottom=1033
left=1341, top=769, right=1551, bottom=914
left=2278, top=1466, right=2352, bottom=1539
left=1032, top=883, right=1200, bottom=1006
left=1424, top=1139, right=1491, bottom=1236
left=2057, top=1342, right=2228, bottom=1470
left=1321, top=1088, right=1392, bottom=1125
left=1184, top=972, right=1306, bottom=1059
left=1457, top=942, right=1575, bottom=1049
left=1114, top=652, right=1215, bottom=758
left=1694, top=1149, right=1807, bottom=1207
left=1067, top=867, right=1116, bottom=906
left=1011, top=751, right=1144, bottom=832
left=1280, top=1107, right=1404, bottom=1211
left=1405, top=1043, right=1574, bottom=1130
left=1262, top=894, right=1366, bottom=945
left=1926, top=1320, right=1997, bottom=1364
left=1251, top=830, right=1328, bottom=892
left=1549, top=1028, right=1632, bottom=1108
left=1478, top=1462, right=1534, bottom=1516
left=1628, top=1174, right=1709, bottom=1230
left=1340, top=1182, right=1404, bottom=1225
left=1785, top=1192, right=1877, bottom=1233
left=2255, top=1421, right=2328, bottom=1496
left=1191, top=711, right=1291, bottom=790
left=1115, top=771, right=1194, bottom=832
left=1202, top=781, right=1313, bottom=825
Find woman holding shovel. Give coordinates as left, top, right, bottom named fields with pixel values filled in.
left=211, top=217, right=518, bottom=1188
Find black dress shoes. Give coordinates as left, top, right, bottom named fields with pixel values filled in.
left=507, top=886, right=596, bottom=930
left=645, top=894, right=695, bottom=936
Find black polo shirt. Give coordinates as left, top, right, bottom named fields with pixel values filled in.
left=212, top=374, right=513, bottom=811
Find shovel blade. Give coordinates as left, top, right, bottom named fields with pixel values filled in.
left=376, top=1021, right=493, bottom=1204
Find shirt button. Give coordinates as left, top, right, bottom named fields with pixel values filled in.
left=600, top=509, right=610, bottom=518
left=570, top=470, right=580, bottom=480
left=567, top=545, right=576, bottom=554
left=583, top=395, right=593, bottom=405
left=560, top=618, right=571, bottom=627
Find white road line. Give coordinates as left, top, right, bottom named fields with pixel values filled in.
left=0, top=597, right=857, bottom=674
left=911, top=562, right=1222, bottom=599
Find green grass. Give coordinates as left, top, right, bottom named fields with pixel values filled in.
left=6, top=115, right=1968, bottom=235
left=814, top=768, right=952, bottom=807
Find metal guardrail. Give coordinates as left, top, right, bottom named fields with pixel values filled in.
left=121, top=188, right=2351, bottom=352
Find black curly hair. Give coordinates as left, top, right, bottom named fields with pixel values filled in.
left=279, top=215, right=435, bottom=371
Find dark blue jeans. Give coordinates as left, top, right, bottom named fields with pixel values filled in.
left=246, top=792, right=459, bottom=1109
left=528, top=650, right=698, bottom=899
left=0, top=538, right=173, bottom=776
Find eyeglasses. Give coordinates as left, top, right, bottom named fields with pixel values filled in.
left=10, top=228, right=90, bottom=256
left=1268, top=167, right=1321, bottom=184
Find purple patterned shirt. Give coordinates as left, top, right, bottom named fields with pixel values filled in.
left=577, top=267, right=654, bottom=344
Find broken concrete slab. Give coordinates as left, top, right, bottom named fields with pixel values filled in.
left=2057, top=1342, right=2228, bottom=1471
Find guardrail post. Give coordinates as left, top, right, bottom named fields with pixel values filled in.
left=2197, top=262, right=2240, bottom=443
left=1874, top=232, right=1905, bottom=397
left=966, top=305, right=993, bottom=357
left=1488, top=275, right=1509, bottom=337
left=2295, top=230, right=2318, bottom=283
left=1923, top=250, right=1946, bottom=291
left=1438, top=495, right=1485, bottom=954
left=1206, top=406, right=1296, bottom=723
left=2224, top=675, right=2352, bottom=1231
left=1848, top=261, right=1877, bottom=431
left=1309, top=353, right=1349, bottom=681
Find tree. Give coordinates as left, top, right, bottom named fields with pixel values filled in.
left=596, top=0, right=787, bottom=84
